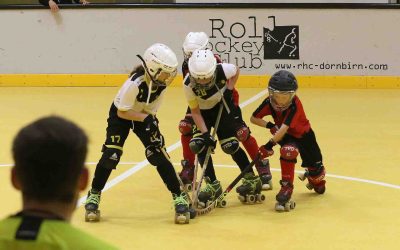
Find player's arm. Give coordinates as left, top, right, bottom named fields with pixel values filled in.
left=259, top=122, right=289, bottom=158
left=115, top=84, right=150, bottom=122
left=272, top=103, right=297, bottom=143
left=190, top=106, right=208, bottom=133
left=183, top=79, right=208, bottom=133
left=250, top=115, right=268, bottom=128
left=259, top=105, right=296, bottom=158
left=222, top=63, right=239, bottom=90
left=251, top=99, right=272, bottom=128
left=270, top=124, right=289, bottom=144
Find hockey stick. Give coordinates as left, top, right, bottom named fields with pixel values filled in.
left=196, top=154, right=261, bottom=216
left=160, top=147, right=197, bottom=219
left=191, top=102, right=224, bottom=209
left=160, top=148, right=193, bottom=202
left=214, top=84, right=231, bottom=114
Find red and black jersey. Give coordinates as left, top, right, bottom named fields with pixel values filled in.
left=181, top=54, right=239, bottom=106
left=252, top=96, right=311, bottom=138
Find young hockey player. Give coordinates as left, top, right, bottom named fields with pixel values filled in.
left=178, top=32, right=272, bottom=192
left=84, top=43, right=191, bottom=224
left=184, top=49, right=264, bottom=208
left=251, top=70, right=327, bottom=212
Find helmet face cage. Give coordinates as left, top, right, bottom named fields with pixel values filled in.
left=268, top=87, right=295, bottom=112
left=183, top=32, right=209, bottom=61
left=143, top=43, right=178, bottom=87
left=188, top=49, right=217, bottom=90
left=189, top=72, right=216, bottom=90
left=267, top=70, right=298, bottom=111
left=146, top=66, right=177, bottom=87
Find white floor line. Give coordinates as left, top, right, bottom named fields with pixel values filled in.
left=211, top=165, right=400, bottom=190
left=0, top=164, right=13, bottom=167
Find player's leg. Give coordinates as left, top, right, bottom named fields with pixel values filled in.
left=298, top=129, right=326, bottom=194
left=134, top=120, right=190, bottom=223
left=234, top=114, right=273, bottom=190
left=275, top=142, right=298, bottom=212
left=178, top=108, right=196, bottom=188
left=193, top=107, right=223, bottom=208
left=85, top=104, right=131, bottom=222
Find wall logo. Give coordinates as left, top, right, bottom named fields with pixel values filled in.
left=264, top=16, right=299, bottom=60
left=208, top=16, right=300, bottom=69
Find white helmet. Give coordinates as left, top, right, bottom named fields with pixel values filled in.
left=143, top=43, right=178, bottom=86
left=188, top=49, right=217, bottom=89
left=182, top=32, right=209, bottom=60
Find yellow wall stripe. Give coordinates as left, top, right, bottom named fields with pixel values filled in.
left=0, top=74, right=399, bottom=88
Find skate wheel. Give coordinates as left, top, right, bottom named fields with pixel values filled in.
left=189, top=208, right=196, bottom=219
left=184, top=184, right=192, bottom=192
left=85, top=210, right=100, bottom=222
left=206, top=200, right=215, bottom=208
left=262, top=181, right=273, bottom=191
left=258, top=194, right=266, bottom=202
left=247, top=194, right=256, bottom=203
left=175, top=212, right=190, bottom=224
left=197, top=201, right=206, bottom=209
left=290, top=201, right=296, bottom=209
left=284, top=202, right=291, bottom=211
left=275, top=202, right=285, bottom=212
left=218, top=200, right=227, bottom=208
left=298, top=173, right=306, bottom=181
left=306, top=183, right=314, bottom=190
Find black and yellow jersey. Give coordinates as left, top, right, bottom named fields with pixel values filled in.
left=114, top=72, right=166, bottom=116
left=183, top=63, right=237, bottom=110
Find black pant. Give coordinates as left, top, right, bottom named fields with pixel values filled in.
left=92, top=103, right=181, bottom=196
left=197, top=103, right=251, bottom=182
left=279, top=129, right=323, bottom=168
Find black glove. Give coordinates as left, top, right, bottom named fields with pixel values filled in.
left=264, top=139, right=276, bottom=151
left=224, top=89, right=233, bottom=102
left=200, top=131, right=217, bottom=150
left=266, top=122, right=279, bottom=135
left=266, top=122, right=275, bottom=129
left=143, top=115, right=158, bottom=134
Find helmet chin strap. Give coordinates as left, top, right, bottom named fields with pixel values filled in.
left=137, top=55, right=164, bottom=105
left=146, top=78, right=152, bottom=105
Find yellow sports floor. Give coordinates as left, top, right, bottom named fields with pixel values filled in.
left=1, top=86, right=399, bottom=250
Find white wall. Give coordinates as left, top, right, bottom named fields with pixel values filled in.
left=0, top=7, right=399, bottom=76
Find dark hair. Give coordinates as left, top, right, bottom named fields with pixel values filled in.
left=129, top=64, right=145, bottom=77
left=12, top=116, right=88, bottom=203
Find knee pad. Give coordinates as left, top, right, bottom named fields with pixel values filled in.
left=99, top=145, right=122, bottom=169
left=280, top=144, right=299, bottom=162
left=178, top=117, right=194, bottom=136
left=235, top=124, right=250, bottom=142
left=189, top=134, right=206, bottom=154
left=220, top=137, right=240, bottom=154
left=145, top=145, right=169, bottom=166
